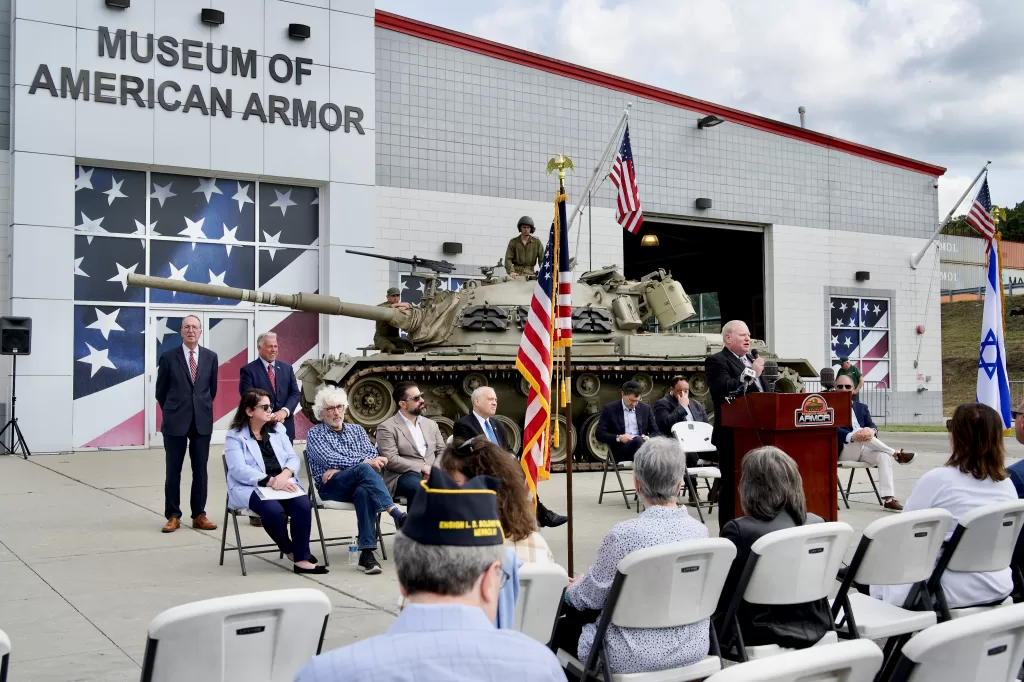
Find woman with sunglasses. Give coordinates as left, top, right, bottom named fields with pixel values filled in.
left=224, top=389, right=327, bottom=574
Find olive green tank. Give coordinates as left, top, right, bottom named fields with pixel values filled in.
left=126, top=265, right=813, bottom=466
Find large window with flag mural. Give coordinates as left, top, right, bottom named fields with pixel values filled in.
left=829, top=296, right=890, bottom=388
left=72, top=166, right=321, bottom=449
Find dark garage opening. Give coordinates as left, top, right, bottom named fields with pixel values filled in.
left=623, top=221, right=766, bottom=340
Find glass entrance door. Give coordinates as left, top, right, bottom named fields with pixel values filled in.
left=148, top=311, right=254, bottom=446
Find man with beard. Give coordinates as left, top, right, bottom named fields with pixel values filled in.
left=375, top=381, right=447, bottom=507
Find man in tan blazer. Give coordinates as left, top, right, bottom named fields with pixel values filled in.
left=375, top=381, right=446, bottom=506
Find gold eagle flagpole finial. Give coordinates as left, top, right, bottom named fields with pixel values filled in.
left=546, top=154, right=575, bottom=188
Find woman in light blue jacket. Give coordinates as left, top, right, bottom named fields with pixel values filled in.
left=225, top=389, right=327, bottom=574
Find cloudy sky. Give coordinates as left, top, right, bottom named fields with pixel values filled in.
left=378, top=0, right=1021, bottom=216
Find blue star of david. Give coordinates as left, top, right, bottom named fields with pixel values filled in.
left=978, top=329, right=1001, bottom=379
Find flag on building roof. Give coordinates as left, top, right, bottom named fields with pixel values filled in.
left=609, top=124, right=643, bottom=234
left=977, top=243, right=1011, bottom=428
left=967, top=178, right=996, bottom=240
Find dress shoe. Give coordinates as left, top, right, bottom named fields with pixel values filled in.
left=537, top=505, right=568, bottom=528
left=161, top=517, right=180, bottom=533
left=883, top=498, right=904, bottom=511
left=191, top=514, right=218, bottom=531
left=294, top=564, right=329, bottom=575
left=893, top=450, right=916, bottom=465
left=249, top=517, right=263, bottom=527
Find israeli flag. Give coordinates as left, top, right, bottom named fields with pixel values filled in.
left=977, top=243, right=1012, bottom=427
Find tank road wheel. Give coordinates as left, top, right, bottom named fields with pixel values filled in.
left=582, top=413, right=609, bottom=462
left=775, top=367, right=805, bottom=394
left=517, top=377, right=532, bottom=397
left=575, top=373, right=601, bottom=399
left=347, top=376, right=396, bottom=427
left=435, top=417, right=455, bottom=444
left=547, top=415, right=577, bottom=464
left=462, top=372, right=488, bottom=396
left=494, top=414, right=523, bottom=454
left=688, top=372, right=710, bottom=399
left=631, top=372, right=654, bottom=397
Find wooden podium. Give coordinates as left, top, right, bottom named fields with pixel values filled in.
left=720, top=391, right=851, bottom=522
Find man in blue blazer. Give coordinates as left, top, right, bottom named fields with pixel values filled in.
left=239, top=332, right=301, bottom=442
left=156, top=315, right=218, bottom=533
left=596, top=380, right=659, bottom=463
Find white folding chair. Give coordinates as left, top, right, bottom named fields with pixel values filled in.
left=705, top=640, right=883, bottom=682
left=837, top=461, right=884, bottom=508
left=885, top=602, right=1024, bottom=682
left=830, top=509, right=952, bottom=677
left=926, top=500, right=1024, bottom=621
left=140, top=588, right=332, bottom=682
left=555, top=539, right=736, bottom=682
left=720, top=522, right=855, bottom=662
left=515, top=563, right=569, bottom=644
left=673, top=421, right=720, bottom=522
left=0, top=628, right=10, bottom=682
left=598, top=456, right=636, bottom=510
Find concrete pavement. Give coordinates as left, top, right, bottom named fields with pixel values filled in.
left=0, top=432, right=1019, bottom=681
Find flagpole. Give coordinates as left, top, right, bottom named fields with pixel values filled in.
left=568, top=103, right=632, bottom=238
left=560, top=173, right=576, bottom=579
left=910, top=161, right=990, bottom=270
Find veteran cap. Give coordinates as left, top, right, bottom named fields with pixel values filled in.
left=386, top=287, right=401, bottom=296
left=838, top=356, right=850, bottom=363
left=401, top=468, right=505, bottom=547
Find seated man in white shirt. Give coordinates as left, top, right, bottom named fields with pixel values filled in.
left=835, top=375, right=914, bottom=510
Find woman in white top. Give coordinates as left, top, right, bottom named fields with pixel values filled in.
left=873, top=402, right=1016, bottom=608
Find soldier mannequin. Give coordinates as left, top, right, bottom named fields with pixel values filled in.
left=373, top=287, right=414, bottom=352
left=504, top=216, right=544, bottom=278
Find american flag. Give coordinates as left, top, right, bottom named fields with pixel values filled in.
left=967, top=178, right=996, bottom=240
left=516, top=191, right=572, bottom=496
left=609, top=124, right=643, bottom=234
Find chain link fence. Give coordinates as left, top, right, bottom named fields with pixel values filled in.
left=801, top=380, right=890, bottom=428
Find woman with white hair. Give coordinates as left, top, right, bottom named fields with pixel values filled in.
left=304, top=385, right=407, bottom=576
left=550, top=437, right=710, bottom=675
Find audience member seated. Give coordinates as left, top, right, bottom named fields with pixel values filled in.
left=225, top=389, right=327, bottom=575
left=654, top=376, right=710, bottom=467
left=304, top=386, right=407, bottom=576
left=714, top=446, right=831, bottom=650
left=835, top=374, right=915, bottom=510
left=550, top=437, right=710, bottom=674
left=1009, top=401, right=1024, bottom=497
left=871, top=402, right=1017, bottom=609
left=596, top=381, right=659, bottom=463
left=441, top=435, right=556, bottom=565
left=295, top=468, right=566, bottom=682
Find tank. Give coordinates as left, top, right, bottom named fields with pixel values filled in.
left=126, top=264, right=814, bottom=466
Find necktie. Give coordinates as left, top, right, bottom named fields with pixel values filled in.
left=484, top=420, right=498, bottom=444
left=267, top=363, right=277, bottom=392
left=189, top=350, right=197, bottom=383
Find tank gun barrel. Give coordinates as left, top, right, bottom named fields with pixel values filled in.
left=125, top=273, right=396, bottom=323
left=345, top=249, right=456, bottom=275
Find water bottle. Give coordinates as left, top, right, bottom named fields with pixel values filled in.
left=348, top=544, right=358, bottom=565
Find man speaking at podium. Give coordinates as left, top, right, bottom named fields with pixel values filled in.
left=706, top=320, right=764, bottom=530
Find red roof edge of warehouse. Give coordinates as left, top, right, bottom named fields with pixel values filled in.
left=375, top=10, right=947, bottom=178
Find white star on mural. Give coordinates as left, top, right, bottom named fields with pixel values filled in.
left=179, top=216, right=207, bottom=245
left=103, top=177, right=127, bottom=205
left=208, top=270, right=226, bottom=287
left=831, top=335, right=839, bottom=347
left=75, top=166, right=94, bottom=192
left=830, top=301, right=834, bottom=309
left=194, top=177, right=223, bottom=203
left=77, top=343, right=117, bottom=377
left=74, top=257, right=89, bottom=278
left=269, top=189, right=296, bottom=216
left=873, top=305, right=881, bottom=314
left=168, top=262, right=189, bottom=282
left=835, top=318, right=843, bottom=326
left=843, top=337, right=853, bottom=348
left=151, top=317, right=174, bottom=345
left=839, top=302, right=848, bottom=312
left=862, top=303, right=869, bottom=313
left=262, top=230, right=282, bottom=260
left=231, top=182, right=254, bottom=212
left=133, top=219, right=147, bottom=235
left=150, top=181, right=176, bottom=207
left=77, top=212, right=107, bottom=244
left=87, top=308, right=124, bottom=340
left=107, top=262, right=138, bottom=292
left=220, top=224, right=240, bottom=256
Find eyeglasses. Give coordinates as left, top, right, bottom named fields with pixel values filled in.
left=256, top=404, right=273, bottom=412
left=323, top=405, right=345, bottom=413
left=495, top=565, right=511, bottom=589
left=836, top=385, right=854, bottom=391
left=403, top=394, right=425, bottom=403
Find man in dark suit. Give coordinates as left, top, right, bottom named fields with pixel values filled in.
left=155, top=315, right=218, bottom=533
left=452, top=386, right=567, bottom=528
left=239, top=332, right=301, bottom=442
left=596, top=381, right=659, bottom=463
left=706, top=320, right=764, bottom=531
left=654, top=376, right=709, bottom=467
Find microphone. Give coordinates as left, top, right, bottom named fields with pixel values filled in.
left=762, top=359, right=779, bottom=393
left=727, top=367, right=757, bottom=401
left=750, top=349, right=759, bottom=360
left=820, top=367, right=835, bottom=391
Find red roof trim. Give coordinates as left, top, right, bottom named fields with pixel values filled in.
left=375, top=10, right=946, bottom=177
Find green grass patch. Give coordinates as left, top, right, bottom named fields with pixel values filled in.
left=878, top=424, right=950, bottom=433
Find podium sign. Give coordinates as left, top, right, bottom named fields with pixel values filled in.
left=720, top=391, right=852, bottom=522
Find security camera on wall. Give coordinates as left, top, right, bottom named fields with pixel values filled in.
left=933, top=181, right=939, bottom=189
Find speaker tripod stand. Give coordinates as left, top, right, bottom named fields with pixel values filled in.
left=0, top=354, right=30, bottom=458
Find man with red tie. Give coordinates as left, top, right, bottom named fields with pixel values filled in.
left=155, top=315, right=219, bottom=533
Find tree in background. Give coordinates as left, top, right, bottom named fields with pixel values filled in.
left=941, top=202, right=1024, bottom=242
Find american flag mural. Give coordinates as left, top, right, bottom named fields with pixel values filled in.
left=72, top=165, right=321, bottom=448
left=830, top=296, right=890, bottom=388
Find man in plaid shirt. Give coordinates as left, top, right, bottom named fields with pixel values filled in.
left=305, top=386, right=407, bottom=575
